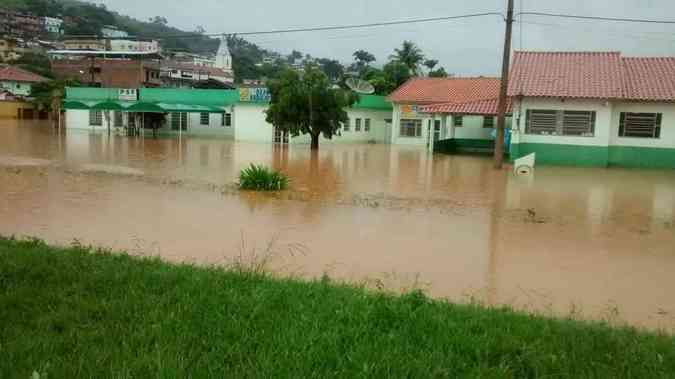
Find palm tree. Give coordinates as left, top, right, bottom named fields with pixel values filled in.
left=390, top=41, right=425, bottom=76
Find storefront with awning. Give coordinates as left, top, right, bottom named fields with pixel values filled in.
left=62, top=87, right=240, bottom=136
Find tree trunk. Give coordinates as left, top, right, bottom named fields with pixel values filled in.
left=310, top=133, right=319, bottom=150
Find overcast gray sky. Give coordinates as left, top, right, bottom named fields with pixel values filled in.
left=89, top=0, right=675, bottom=75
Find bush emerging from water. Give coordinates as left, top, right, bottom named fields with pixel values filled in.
left=239, top=164, right=289, bottom=191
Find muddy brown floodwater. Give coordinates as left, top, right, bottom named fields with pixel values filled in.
left=2, top=120, right=675, bottom=331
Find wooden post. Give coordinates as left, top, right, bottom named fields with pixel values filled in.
left=494, top=0, right=515, bottom=169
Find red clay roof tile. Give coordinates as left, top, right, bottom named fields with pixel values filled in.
left=0, top=65, right=48, bottom=83
left=507, top=51, right=624, bottom=99
left=622, top=57, right=675, bottom=101
left=419, top=97, right=512, bottom=115
left=387, top=77, right=501, bottom=104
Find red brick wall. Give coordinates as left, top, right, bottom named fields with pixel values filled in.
left=51, top=59, right=160, bottom=88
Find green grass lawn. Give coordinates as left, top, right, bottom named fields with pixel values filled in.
left=1, top=237, right=674, bottom=378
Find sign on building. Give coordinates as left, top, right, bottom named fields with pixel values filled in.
left=400, top=104, right=422, bottom=118
left=118, top=88, right=138, bottom=101
left=239, top=87, right=271, bottom=102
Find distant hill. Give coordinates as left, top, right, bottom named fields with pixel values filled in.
left=3, top=0, right=219, bottom=55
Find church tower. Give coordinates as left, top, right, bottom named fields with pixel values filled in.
left=215, top=36, right=233, bottom=74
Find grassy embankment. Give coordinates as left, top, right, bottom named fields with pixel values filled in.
left=1, top=237, right=674, bottom=378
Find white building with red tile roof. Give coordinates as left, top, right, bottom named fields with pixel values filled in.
left=387, top=77, right=508, bottom=149
left=508, top=51, right=675, bottom=168
left=0, top=64, right=48, bottom=97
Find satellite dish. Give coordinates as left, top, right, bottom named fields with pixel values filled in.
left=345, top=77, right=375, bottom=94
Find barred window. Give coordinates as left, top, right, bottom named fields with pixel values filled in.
left=562, top=111, right=595, bottom=136
left=526, top=109, right=557, bottom=135
left=526, top=109, right=595, bottom=137
left=483, top=116, right=494, bottom=128
left=355, top=118, right=362, bottom=132
left=619, top=112, right=661, bottom=139
left=200, top=112, right=210, bottom=126
left=89, top=110, right=102, bottom=126
left=343, top=118, right=350, bottom=131
left=400, top=119, right=422, bottom=137
left=454, top=116, right=463, bottom=127
left=365, top=118, right=371, bottom=132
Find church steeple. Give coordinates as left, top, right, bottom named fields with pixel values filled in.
left=215, top=36, right=232, bottom=73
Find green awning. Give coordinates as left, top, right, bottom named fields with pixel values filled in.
left=126, top=102, right=166, bottom=113
left=352, top=95, right=392, bottom=111
left=90, top=101, right=134, bottom=111
left=62, top=100, right=94, bottom=110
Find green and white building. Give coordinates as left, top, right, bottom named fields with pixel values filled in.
left=387, top=77, right=509, bottom=151
left=507, top=51, right=675, bottom=169
left=62, top=87, right=393, bottom=144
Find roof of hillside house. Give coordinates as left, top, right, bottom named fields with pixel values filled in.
left=162, top=61, right=233, bottom=78
left=621, top=57, right=675, bottom=101
left=508, top=51, right=624, bottom=99
left=419, top=97, right=512, bottom=115
left=0, top=65, right=48, bottom=83
left=387, top=77, right=501, bottom=104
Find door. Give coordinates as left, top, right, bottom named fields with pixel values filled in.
left=384, top=119, right=392, bottom=144
left=433, top=119, right=441, bottom=142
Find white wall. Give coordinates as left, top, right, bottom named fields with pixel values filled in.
left=180, top=112, right=233, bottom=137
left=512, top=98, right=612, bottom=147
left=66, top=109, right=113, bottom=130
left=234, top=103, right=273, bottom=142
left=610, top=101, right=675, bottom=149
left=234, top=103, right=392, bottom=145
left=391, top=103, right=429, bottom=146
left=452, top=115, right=494, bottom=140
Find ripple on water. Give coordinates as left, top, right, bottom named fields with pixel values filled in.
left=0, top=156, right=52, bottom=167
left=79, top=164, right=145, bottom=177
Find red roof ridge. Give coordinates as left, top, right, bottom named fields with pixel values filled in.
left=514, top=50, right=621, bottom=55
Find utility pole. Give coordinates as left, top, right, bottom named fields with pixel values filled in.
left=494, top=0, right=514, bottom=169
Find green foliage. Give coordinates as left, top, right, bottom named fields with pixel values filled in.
left=391, top=40, right=425, bottom=75
left=266, top=66, right=358, bottom=149
left=61, top=2, right=116, bottom=36
left=363, top=61, right=412, bottom=95
left=12, top=52, right=53, bottom=78
left=429, top=67, right=449, bottom=78
left=7, top=0, right=63, bottom=16
left=239, top=164, right=289, bottom=191
left=1, top=236, right=675, bottom=377
left=29, top=79, right=80, bottom=111
left=316, top=58, right=344, bottom=82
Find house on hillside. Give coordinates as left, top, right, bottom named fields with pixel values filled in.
left=387, top=77, right=509, bottom=149
left=101, top=25, right=129, bottom=39
left=0, top=65, right=47, bottom=97
left=0, top=37, right=27, bottom=62
left=508, top=51, right=675, bottom=168
left=42, top=16, right=63, bottom=35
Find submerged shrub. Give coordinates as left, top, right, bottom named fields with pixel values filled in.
left=239, top=164, right=289, bottom=191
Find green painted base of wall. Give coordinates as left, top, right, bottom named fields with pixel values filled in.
left=434, top=139, right=498, bottom=155
left=511, top=143, right=609, bottom=167
left=511, top=143, right=675, bottom=169
left=609, top=146, right=675, bottom=169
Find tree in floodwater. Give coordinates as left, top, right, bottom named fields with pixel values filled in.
left=266, top=66, right=358, bottom=150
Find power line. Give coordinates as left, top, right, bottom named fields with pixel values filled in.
left=124, top=12, right=506, bottom=40
left=518, top=12, right=675, bottom=25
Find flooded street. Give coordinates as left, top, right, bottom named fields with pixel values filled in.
left=2, top=120, right=675, bottom=331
